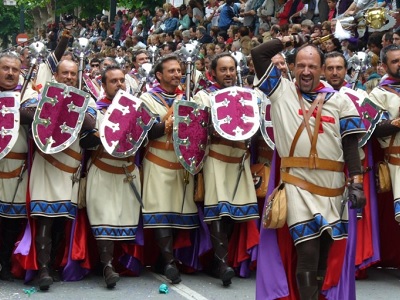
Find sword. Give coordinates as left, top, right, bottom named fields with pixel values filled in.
left=5, top=162, right=26, bottom=214
left=122, top=164, right=144, bottom=208
left=232, top=152, right=247, bottom=201
left=181, top=170, right=190, bottom=213
left=71, top=163, right=82, bottom=184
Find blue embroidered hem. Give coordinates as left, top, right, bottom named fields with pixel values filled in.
left=30, top=200, right=77, bottom=219
left=0, top=201, right=27, bottom=218
left=289, top=213, right=348, bottom=245
left=204, top=201, right=259, bottom=221
left=143, top=212, right=199, bottom=228
left=92, top=225, right=137, bottom=240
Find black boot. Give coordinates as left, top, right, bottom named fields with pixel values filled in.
left=210, top=220, right=235, bottom=287
left=97, top=240, right=119, bottom=289
left=296, top=271, right=318, bottom=300
left=154, top=228, right=181, bottom=284
left=35, top=218, right=54, bottom=291
left=0, top=219, right=21, bottom=281
left=49, top=222, right=65, bottom=282
left=317, top=269, right=326, bottom=294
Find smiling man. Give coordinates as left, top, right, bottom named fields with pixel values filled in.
left=323, top=51, right=348, bottom=90
left=193, top=53, right=259, bottom=287
left=251, top=38, right=366, bottom=299
left=140, top=55, right=199, bottom=285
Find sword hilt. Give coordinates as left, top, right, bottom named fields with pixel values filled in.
left=17, top=162, right=26, bottom=183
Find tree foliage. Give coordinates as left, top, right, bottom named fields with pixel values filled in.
left=0, top=2, right=34, bottom=49
left=118, top=0, right=164, bottom=11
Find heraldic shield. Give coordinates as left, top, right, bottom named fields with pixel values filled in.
left=83, top=73, right=100, bottom=100
left=0, top=92, right=20, bottom=160
left=340, top=87, right=384, bottom=147
left=260, top=96, right=275, bottom=150
left=210, top=87, right=260, bottom=141
left=99, top=90, right=157, bottom=158
left=173, top=100, right=210, bottom=175
left=32, top=82, right=91, bottom=154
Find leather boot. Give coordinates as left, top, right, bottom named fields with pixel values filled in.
left=35, top=218, right=54, bottom=291
left=97, top=240, right=119, bottom=288
left=0, top=220, right=21, bottom=281
left=296, top=271, right=318, bottom=300
left=317, top=269, right=326, bottom=293
left=49, top=228, right=65, bottom=282
left=154, top=228, right=181, bottom=284
left=210, top=220, right=235, bottom=286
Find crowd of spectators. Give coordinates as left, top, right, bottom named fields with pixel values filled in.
left=31, top=0, right=399, bottom=87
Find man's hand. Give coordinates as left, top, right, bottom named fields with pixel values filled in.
left=348, top=182, right=366, bottom=209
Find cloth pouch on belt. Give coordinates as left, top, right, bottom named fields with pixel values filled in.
left=251, top=163, right=270, bottom=198
left=376, top=161, right=391, bottom=193
left=262, top=182, right=287, bottom=229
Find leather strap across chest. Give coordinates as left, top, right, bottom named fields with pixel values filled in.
left=37, top=148, right=82, bottom=174
left=280, top=91, right=345, bottom=197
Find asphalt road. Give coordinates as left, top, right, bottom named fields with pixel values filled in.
left=0, top=267, right=399, bottom=299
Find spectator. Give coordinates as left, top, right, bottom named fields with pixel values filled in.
left=113, top=11, right=123, bottom=41
left=163, top=7, right=180, bottom=34
left=217, top=31, right=228, bottom=44
left=206, top=43, right=216, bottom=56
left=278, top=0, right=305, bottom=26
left=382, top=32, right=393, bottom=49
left=393, top=28, right=400, bottom=46
left=301, top=19, right=314, bottom=35
left=367, top=31, right=384, bottom=56
left=215, top=43, right=227, bottom=54
left=120, top=14, right=131, bottom=42
left=324, top=38, right=342, bottom=54
left=196, top=26, right=213, bottom=44
left=182, top=30, right=191, bottom=44
left=142, top=7, right=153, bottom=40
left=226, top=25, right=238, bottom=44
left=189, top=0, right=204, bottom=26
left=303, top=0, right=329, bottom=23
left=205, top=0, right=220, bottom=33
left=179, top=4, right=191, bottom=30
left=237, top=26, right=252, bottom=56
left=327, top=0, right=337, bottom=20
left=218, top=0, right=239, bottom=31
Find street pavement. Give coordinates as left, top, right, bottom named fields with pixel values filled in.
left=0, top=267, right=399, bottom=299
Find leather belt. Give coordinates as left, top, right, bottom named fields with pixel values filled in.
left=4, top=152, right=27, bottom=160
left=98, top=151, right=135, bottom=162
left=211, top=137, right=248, bottom=150
left=0, top=165, right=25, bottom=179
left=385, top=145, right=400, bottom=155
left=36, top=149, right=82, bottom=174
left=281, top=157, right=344, bottom=172
left=281, top=171, right=345, bottom=197
left=388, top=155, right=400, bottom=166
left=208, top=149, right=249, bottom=163
left=92, top=158, right=135, bottom=174
left=148, top=140, right=175, bottom=151
left=145, top=151, right=183, bottom=169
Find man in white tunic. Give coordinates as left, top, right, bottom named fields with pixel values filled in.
left=140, top=55, right=199, bottom=284
left=81, top=66, right=141, bottom=289
left=193, top=53, right=259, bottom=286
left=0, top=53, right=38, bottom=281
left=29, top=60, right=96, bottom=290
left=251, top=37, right=366, bottom=299
left=369, top=44, right=400, bottom=222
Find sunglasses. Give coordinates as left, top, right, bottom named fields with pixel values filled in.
left=91, top=64, right=100, bottom=67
